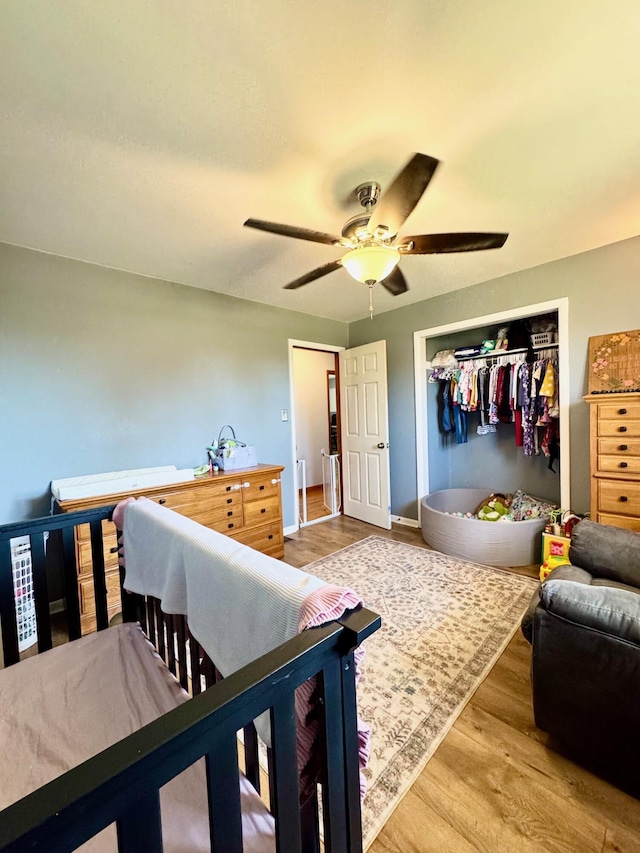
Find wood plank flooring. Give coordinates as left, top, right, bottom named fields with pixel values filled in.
left=283, top=516, right=640, bottom=853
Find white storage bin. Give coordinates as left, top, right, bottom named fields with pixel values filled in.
left=218, top=445, right=258, bottom=470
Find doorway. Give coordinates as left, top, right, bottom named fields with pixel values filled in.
left=288, top=340, right=344, bottom=529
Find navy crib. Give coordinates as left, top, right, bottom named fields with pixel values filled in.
left=0, top=506, right=380, bottom=852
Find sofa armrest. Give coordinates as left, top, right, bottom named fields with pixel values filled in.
left=541, top=578, right=640, bottom=645
left=569, top=520, right=640, bottom=587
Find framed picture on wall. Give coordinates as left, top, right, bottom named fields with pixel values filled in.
left=588, top=328, right=640, bottom=393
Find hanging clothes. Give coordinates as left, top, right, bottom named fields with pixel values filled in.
left=433, top=349, right=559, bottom=462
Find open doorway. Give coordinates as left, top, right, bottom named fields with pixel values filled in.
left=288, top=340, right=344, bottom=529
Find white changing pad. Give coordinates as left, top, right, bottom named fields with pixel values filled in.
left=51, top=465, right=195, bottom=502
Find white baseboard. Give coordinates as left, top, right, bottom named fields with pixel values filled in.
left=284, top=523, right=299, bottom=536
left=391, top=515, right=420, bottom=528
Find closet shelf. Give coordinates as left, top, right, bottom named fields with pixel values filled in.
left=456, top=347, right=528, bottom=363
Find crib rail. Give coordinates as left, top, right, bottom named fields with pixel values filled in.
left=0, top=505, right=117, bottom=667
left=0, top=605, right=380, bottom=853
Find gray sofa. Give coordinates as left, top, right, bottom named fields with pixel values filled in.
left=521, top=519, right=640, bottom=788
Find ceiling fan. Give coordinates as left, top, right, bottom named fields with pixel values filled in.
left=244, top=153, right=508, bottom=317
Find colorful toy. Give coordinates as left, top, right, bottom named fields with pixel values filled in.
left=540, top=555, right=571, bottom=582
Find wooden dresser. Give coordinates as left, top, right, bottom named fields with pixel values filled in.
left=56, top=463, right=285, bottom=634
left=585, top=393, right=640, bottom=531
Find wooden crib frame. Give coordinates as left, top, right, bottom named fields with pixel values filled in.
left=0, top=506, right=380, bottom=852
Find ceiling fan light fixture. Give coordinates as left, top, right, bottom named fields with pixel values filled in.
left=342, top=245, right=401, bottom=284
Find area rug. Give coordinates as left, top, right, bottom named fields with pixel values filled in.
left=305, top=536, right=538, bottom=850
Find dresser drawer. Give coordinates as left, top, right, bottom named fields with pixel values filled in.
left=192, top=504, right=244, bottom=529
left=597, top=402, right=640, bottom=421
left=597, top=513, right=640, bottom=532
left=597, top=419, right=640, bottom=438
left=208, top=515, right=244, bottom=535
left=229, top=521, right=284, bottom=556
left=597, top=480, right=640, bottom=517
left=597, top=438, right=640, bottom=457
left=77, top=533, right=120, bottom=575
left=243, top=495, right=281, bottom=527
left=597, top=455, right=640, bottom=476
left=244, top=473, right=281, bottom=502
left=79, top=570, right=122, bottom=617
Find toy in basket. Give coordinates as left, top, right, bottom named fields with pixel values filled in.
left=208, top=425, right=257, bottom=471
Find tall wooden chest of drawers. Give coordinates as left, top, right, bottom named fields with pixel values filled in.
left=56, top=463, right=285, bottom=634
left=585, top=393, right=640, bottom=531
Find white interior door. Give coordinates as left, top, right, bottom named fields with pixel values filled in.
left=339, top=340, right=391, bottom=529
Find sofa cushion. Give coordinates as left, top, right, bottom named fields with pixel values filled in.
left=569, top=520, right=640, bottom=587
left=541, top=578, right=640, bottom=645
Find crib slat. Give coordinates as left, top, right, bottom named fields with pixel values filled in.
left=116, top=790, right=163, bottom=853
left=30, top=532, right=52, bottom=653
left=339, top=650, right=363, bottom=852
left=89, top=520, right=109, bottom=631
left=146, top=597, right=157, bottom=647
left=175, top=615, right=188, bottom=690
left=319, top=659, right=350, bottom=853
left=243, top=722, right=260, bottom=795
left=155, top=599, right=166, bottom=660
left=0, top=537, right=19, bottom=666
left=166, top=614, right=176, bottom=675
left=61, top=526, right=82, bottom=640
left=270, top=693, right=302, bottom=852
left=206, top=735, right=243, bottom=853
left=188, top=628, right=202, bottom=696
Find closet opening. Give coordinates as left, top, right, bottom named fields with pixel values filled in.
left=413, top=298, right=570, bottom=522
left=288, top=340, right=344, bottom=531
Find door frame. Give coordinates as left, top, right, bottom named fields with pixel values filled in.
left=413, top=297, right=571, bottom=521
left=287, top=339, right=345, bottom=534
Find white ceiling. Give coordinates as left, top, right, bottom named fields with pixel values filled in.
left=2, top=2, right=640, bottom=322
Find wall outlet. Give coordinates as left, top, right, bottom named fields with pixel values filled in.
left=281, top=409, right=289, bottom=422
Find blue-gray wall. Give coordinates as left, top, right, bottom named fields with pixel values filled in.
left=349, top=235, right=640, bottom=519
left=0, top=243, right=348, bottom=524
left=3, top=237, right=640, bottom=527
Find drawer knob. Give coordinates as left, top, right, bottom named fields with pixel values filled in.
left=619, top=408, right=628, bottom=415
left=159, top=498, right=167, bottom=505
left=226, top=485, right=232, bottom=492
left=228, top=522, right=235, bottom=528
left=242, top=482, right=250, bottom=489
left=620, top=462, right=628, bottom=468
left=271, top=478, right=282, bottom=485
left=110, top=545, right=120, bottom=554
left=226, top=498, right=232, bottom=504
left=620, top=496, right=629, bottom=502
left=227, top=510, right=233, bottom=516
left=619, top=426, right=628, bottom=432
left=261, top=507, right=266, bottom=513
left=620, top=444, right=628, bottom=451
left=259, top=484, right=265, bottom=490
left=268, top=534, right=273, bottom=540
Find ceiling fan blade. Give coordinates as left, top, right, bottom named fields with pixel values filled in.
left=398, top=232, right=509, bottom=254
left=366, top=153, right=440, bottom=239
left=244, top=218, right=344, bottom=247
left=283, top=260, right=343, bottom=290
left=381, top=266, right=409, bottom=296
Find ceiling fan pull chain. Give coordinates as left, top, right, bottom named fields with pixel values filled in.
left=368, top=282, right=374, bottom=319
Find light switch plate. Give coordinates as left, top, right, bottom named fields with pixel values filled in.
left=281, top=409, right=289, bottom=422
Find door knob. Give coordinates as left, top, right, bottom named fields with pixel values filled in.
left=377, top=442, right=389, bottom=449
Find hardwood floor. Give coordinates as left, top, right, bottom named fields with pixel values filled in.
left=284, top=516, right=640, bottom=853
left=299, top=484, right=333, bottom=523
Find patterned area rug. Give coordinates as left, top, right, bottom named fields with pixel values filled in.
left=306, top=536, right=538, bottom=850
